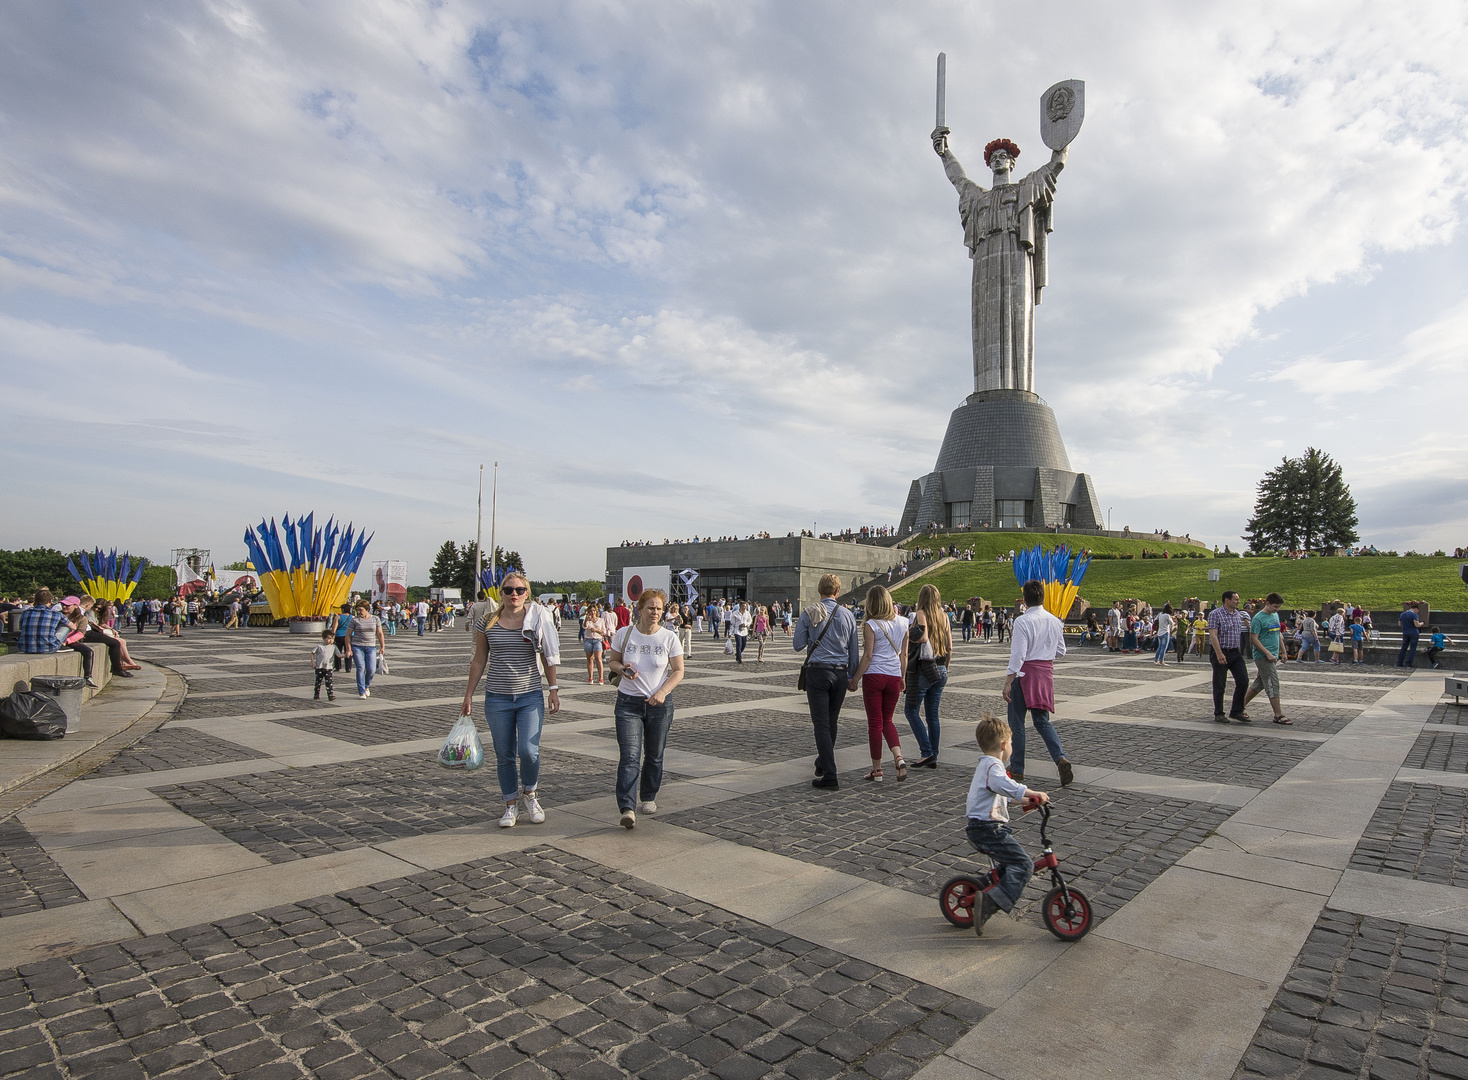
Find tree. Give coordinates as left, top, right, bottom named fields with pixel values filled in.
left=454, top=543, right=524, bottom=598
left=1244, top=447, right=1359, bottom=552
left=0, top=548, right=70, bottom=596
left=223, top=560, right=252, bottom=571
left=429, top=541, right=460, bottom=587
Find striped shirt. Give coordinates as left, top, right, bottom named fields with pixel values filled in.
left=1207, top=607, right=1248, bottom=650
left=484, top=622, right=542, bottom=695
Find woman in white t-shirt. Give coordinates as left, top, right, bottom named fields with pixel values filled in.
left=849, top=584, right=910, bottom=782
left=728, top=601, right=753, bottom=664
left=606, top=590, right=686, bottom=829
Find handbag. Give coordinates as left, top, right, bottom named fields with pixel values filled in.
left=797, top=605, right=838, bottom=690
left=608, top=626, right=628, bottom=686
left=1328, top=640, right=1344, bottom=654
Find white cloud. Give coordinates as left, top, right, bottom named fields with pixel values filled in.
left=1, top=0, right=1467, bottom=575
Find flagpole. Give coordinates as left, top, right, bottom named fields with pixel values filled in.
left=475, top=465, right=484, bottom=598
left=489, top=462, right=499, bottom=589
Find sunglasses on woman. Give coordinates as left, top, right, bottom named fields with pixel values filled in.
left=501, top=586, right=528, bottom=595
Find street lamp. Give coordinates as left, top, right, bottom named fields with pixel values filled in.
left=1106, top=507, right=1112, bottom=534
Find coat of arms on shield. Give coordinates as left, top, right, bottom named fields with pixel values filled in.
left=1040, top=80, right=1085, bottom=150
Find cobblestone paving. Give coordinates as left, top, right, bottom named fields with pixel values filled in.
left=187, top=673, right=317, bottom=693
left=270, top=705, right=463, bottom=746
left=1403, top=728, right=1468, bottom=773
left=389, top=663, right=472, bottom=680
left=1052, top=678, right=1144, bottom=697
left=1177, top=679, right=1392, bottom=705
left=174, top=693, right=335, bottom=721
left=1071, top=662, right=1200, bottom=681
left=664, top=684, right=795, bottom=709
left=0, top=846, right=981, bottom=1080
left=1350, top=782, right=1468, bottom=888
left=0, top=820, right=88, bottom=919
left=1055, top=719, right=1318, bottom=788
left=353, top=682, right=459, bottom=703
left=151, top=750, right=680, bottom=864
left=84, top=726, right=271, bottom=777
left=1427, top=701, right=1468, bottom=726
left=666, top=766, right=1228, bottom=921
left=588, top=710, right=866, bottom=765
left=1233, top=910, right=1468, bottom=1080
left=1096, top=694, right=1361, bottom=735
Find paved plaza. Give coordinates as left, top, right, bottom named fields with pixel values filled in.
left=0, top=623, right=1458, bottom=1079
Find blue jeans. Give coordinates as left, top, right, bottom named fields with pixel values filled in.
left=614, top=691, right=674, bottom=811
left=961, top=624, right=971, bottom=642
left=416, top=617, right=426, bottom=636
left=351, top=646, right=376, bottom=694
left=1007, top=675, right=1064, bottom=776
left=966, top=820, right=1032, bottom=912
left=903, top=664, right=947, bottom=759
left=734, top=634, right=747, bottom=662
left=1398, top=634, right=1419, bottom=667
left=1154, top=633, right=1171, bottom=662
left=484, top=691, right=545, bottom=801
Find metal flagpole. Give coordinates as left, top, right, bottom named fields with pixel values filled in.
left=474, top=465, right=484, bottom=598
left=489, top=462, right=499, bottom=591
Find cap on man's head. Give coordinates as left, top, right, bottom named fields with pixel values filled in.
left=61, top=596, right=81, bottom=607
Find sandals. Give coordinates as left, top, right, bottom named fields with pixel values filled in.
left=863, top=769, right=884, bottom=782
left=894, top=758, right=908, bottom=782
left=1272, top=715, right=1294, bottom=725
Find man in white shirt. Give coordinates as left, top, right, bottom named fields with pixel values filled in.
left=414, top=599, right=429, bottom=636
left=1002, top=580, right=1074, bottom=786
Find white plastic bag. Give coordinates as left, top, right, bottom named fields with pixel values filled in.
left=724, top=636, right=735, bottom=656
left=438, top=715, right=484, bottom=769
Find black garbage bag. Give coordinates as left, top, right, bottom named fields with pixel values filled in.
left=0, top=690, right=67, bottom=740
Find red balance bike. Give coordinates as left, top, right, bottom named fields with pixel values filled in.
left=939, top=800, right=1093, bottom=941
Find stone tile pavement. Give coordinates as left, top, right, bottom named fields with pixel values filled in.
left=0, top=625, right=1454, bottom=1079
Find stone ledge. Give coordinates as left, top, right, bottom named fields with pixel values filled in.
left=0, top=646, right=112, bottom=700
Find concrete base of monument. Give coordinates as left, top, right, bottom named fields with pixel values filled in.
left=900, top=389, right=1104, bottom=535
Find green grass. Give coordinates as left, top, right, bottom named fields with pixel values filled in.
left=902, top=530, right=1207, bottom=560
left=894, top=549, right=1468, bottom=611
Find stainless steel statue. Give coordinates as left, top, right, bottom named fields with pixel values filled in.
left=932, top=59, right=1085, bottom=395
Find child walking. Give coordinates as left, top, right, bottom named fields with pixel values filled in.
left=312, top=630, right=336, bottom=701
left=966, top=715, right=1049, bottom=936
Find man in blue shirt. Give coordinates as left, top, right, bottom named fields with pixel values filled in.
left=17, top=589, right=97, bottom=687
left=1397, top=602, right=1423, bottom=668
left=794, top=575, right=862, bottom=790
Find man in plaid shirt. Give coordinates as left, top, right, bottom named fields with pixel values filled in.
left=1206, top=590, right=1250, bottom=722
left=17, top=588, right=97, bottom=687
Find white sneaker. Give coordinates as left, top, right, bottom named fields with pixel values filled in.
left=499, top=803, right=518, bottom=828
left=364, top=689, right=371, bottom=698
left=358, top=692, right=367, bottom=699
left=620, top=809, right=636, bottom=829
left=523, top=792, right=545, bottom=824
left=640, top=801, right=657, bottom=814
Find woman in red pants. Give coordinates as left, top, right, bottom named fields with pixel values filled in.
left=849, top=585, right=910, bottom=782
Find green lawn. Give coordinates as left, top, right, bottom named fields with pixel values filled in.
left=894, top=543, right=1467, bottom=611
left=904, top=530, right=1207, bottom=560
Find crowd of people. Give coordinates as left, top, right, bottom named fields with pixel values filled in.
left=618, top=525, right=904, bottom=547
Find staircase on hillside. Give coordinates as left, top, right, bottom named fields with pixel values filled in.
left=838, top=557, right=954, bottom=606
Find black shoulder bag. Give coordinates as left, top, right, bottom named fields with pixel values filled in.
left=797, top=605, right=838, bottom=691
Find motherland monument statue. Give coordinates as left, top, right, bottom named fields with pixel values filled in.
left=898, top=59, right=1102, bottom=536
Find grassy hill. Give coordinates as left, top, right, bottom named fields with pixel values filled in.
left=892, top=532, right=1467, bottom=610
left=904, top=531, right=1206, bottom=560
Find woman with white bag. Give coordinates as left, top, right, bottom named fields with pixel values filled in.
left=460, top=572, right=561, bottom=828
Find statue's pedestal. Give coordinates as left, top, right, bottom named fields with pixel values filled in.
left=899, top=390, right=1103, bottom=533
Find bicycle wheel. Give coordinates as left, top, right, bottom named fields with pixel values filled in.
left=1041, top=886, right=1092, bottom=940
left=939, top=876, right=982, bottom=928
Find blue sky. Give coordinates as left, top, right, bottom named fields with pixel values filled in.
left=2, top=1, right=1466, bottom=582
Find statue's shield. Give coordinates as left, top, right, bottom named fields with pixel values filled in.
left=1040, top=80, right=1085, bottom=150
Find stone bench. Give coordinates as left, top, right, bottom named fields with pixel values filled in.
left=0, top=647, right=113, bottom=701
